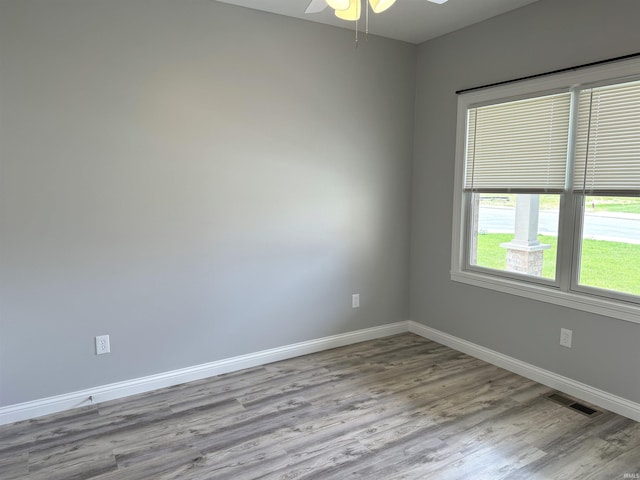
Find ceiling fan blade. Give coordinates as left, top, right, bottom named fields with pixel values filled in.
left=305, top=0, right=328, bottom=14
left=427, top=0, right=448, bottom=4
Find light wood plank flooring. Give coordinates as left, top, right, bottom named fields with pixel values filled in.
left=1, top=333, right=639, bottom=479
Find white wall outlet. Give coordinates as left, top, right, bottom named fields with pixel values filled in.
left=352, top=293, right=360, bottom=308
left=95, top=335, right=111, bottom=355
left=560, top=328, right=572, bottom=348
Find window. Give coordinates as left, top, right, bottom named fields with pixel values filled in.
left=451, top=59, right=640, bottom=323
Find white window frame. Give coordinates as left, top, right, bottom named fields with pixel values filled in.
left=451, top=58, right=640, bottom=325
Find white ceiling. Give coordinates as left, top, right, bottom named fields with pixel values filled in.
left=216, top=0, right=540, bottom=44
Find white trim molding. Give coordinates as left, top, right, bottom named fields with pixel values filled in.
left=450, top=271, right=640, bottom=325
left=408, top=321, right=640, bottom=422
left=0, top=321, right=409, bottom=426
left=3, top=320, right=639, bottom=426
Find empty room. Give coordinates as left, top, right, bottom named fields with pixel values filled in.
left=1, top=0, right=640, bottom=478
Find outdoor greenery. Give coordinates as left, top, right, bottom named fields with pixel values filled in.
left=476, top=233, right=640, bottom=296
left=591, top=201, right=640, bottom=215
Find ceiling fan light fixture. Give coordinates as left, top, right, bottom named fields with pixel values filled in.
left=326, top=0, right=350, bottom=11
left=335, top=0, right=361, bottom=21
left=369, top=0, right=396, bottom=14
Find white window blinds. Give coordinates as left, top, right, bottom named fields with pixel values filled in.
left=574, top=79, right=640, bottom=194
left=465, top=92, right=571, bottom=193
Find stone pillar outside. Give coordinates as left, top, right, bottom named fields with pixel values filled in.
left=500, top=194, right=551, bottom=277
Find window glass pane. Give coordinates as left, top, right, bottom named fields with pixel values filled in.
left=470, top=193, right=559, bottom=280
left=578, top=196, right=640, bottom=296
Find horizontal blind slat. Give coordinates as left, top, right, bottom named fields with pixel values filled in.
left=574, top=79, right=640, bottom=191
left=465, top=92, right=571, bottom=190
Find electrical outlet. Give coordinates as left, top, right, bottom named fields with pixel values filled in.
left=352, top=293, right=360, bottom=308
left=560, top=328, right=572, bottom=348
left=95, top=335, right=111, bottom=355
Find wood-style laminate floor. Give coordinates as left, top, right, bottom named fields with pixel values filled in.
left=1, top=333, right=639, bottom=479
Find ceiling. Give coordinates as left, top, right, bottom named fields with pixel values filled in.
left=215, top=0, right=540, bottom=44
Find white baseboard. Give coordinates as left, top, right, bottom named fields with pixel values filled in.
left=408, top=321, right=640, bottom=422
left=0, top=321, right=409, bottom=425
left=4, top=320, right=638, bottom=426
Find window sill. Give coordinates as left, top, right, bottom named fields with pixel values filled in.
left=450, top=270, right=640, bottom=325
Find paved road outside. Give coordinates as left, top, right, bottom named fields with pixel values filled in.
left=478, top=207, right=640, bottom=244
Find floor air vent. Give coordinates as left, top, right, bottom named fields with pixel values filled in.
left=546, top=392, right=602, bottom=418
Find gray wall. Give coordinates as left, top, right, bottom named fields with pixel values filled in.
left=0, top=0, right=416, bottom=406
left=4, top=0, right=640, bottom=412
left=411, top=0, right=640, bottom=404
